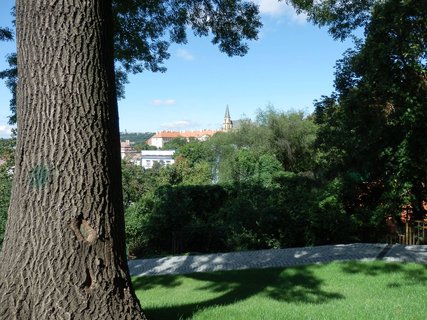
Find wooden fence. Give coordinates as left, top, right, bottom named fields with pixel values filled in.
left=387, top=220, right=426, bottom=245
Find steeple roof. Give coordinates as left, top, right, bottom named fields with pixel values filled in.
left=224, top=105, right=231, bottom=119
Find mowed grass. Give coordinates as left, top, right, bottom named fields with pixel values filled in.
left=132, top=261, right=427, bottom=320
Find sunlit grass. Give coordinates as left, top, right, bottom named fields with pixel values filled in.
left=132, top=261, right=427, bottom=320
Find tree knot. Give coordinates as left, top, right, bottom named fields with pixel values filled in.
left=68, top=214, right=97, bottom=243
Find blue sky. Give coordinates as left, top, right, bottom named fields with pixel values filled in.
left=0, top=0, right=353, bottom=138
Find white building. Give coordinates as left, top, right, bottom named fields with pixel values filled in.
left=140, top=150, right=175, bottom=169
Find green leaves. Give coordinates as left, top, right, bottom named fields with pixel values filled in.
left=0, top=169, right=11, bottom=246
left=112, top=0, right=262, bottom=73
left=314, top=0, right=427, bottom=221
left=0, top=139, right=14, bottom=246
left=0, top=53, right=17, bottom=125
left=0, top=27, right=13, bottom=41
left=289, top=0, right=377, bottom=40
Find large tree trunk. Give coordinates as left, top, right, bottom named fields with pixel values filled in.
left=0, top=1, right=146, bottom=319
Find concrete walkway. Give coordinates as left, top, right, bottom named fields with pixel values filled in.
left=128, top=243, right=427, bottom=277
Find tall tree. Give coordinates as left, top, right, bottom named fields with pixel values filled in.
left=315, top=0, right=427, bottom=222
left=256, top=108, right=318, bottom=173
left=0, top=1, right=147, bottom=318
left=0, top=1, right=261, bottom=318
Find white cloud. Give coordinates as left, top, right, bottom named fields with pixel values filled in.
left=0, top=125, right=12, bottom=138
left=254, top=0, right=287, bottom=16
left=151, top=99, right=177, bottom=106
left=289, top=10, right=308, bottom=24
left=160, top=120, right=197, bottom=129
left=254, top=0, right=307, bottom=23
left=176, top=48, right=195, bottom=61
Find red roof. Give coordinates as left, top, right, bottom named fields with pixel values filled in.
left=152, top=130, right=219, bottom=139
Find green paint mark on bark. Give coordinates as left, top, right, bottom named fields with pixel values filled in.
left=30, top=165, right=51, bottom=188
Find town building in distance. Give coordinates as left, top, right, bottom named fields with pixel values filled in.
left=139, top=150, right=175, bottom=169
left=146, top=129, right=218, bottom=149
left=147, top=105, right=234, bottom=148
left=222, top=105, right=233, bottom=132
left=121, top=106, right=234, bottom=168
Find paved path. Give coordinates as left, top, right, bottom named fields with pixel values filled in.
left=128, top=243, right=427, bottom=277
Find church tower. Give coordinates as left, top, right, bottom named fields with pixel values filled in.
left=222, top=105, right=233, bottom=132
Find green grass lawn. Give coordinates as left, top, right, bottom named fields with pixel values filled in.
left=132, top=261, right=427, bottom=320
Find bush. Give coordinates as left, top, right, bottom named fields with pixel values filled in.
left=124, top=171, right=385, bottom=258
left=0, top=167, right=12, bottom=247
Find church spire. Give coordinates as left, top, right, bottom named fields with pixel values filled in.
left=224, top=105, right=231, bottom=119
left=222, top=105, right=233, bottom=132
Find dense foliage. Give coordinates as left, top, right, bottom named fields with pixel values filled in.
left=0, top=168, right=11, bottom=247
left=314, top=0, right=427, bottom=227
left=120, top=109, right=361, bottom=257
left=0, top=139, right=14, bottom=246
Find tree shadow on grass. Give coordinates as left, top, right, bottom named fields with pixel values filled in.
left=339, top=261, right=427, bottom=288
left=133, top=266, right=344, bottom=320
left=132, top=273, right=184, bottom=291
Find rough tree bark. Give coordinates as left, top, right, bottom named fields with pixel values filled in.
left=0, top=1, right=147, bottom=319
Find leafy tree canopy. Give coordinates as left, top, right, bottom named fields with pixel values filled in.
left=113, top=0, right=262, bottom=73
left=174, top=139, right=215, bottom=164
left=0, top=54, right=17, bottom=125
left=0, top=139, right=14, bottom=247
left=0, top=27, right=13, bottom=41
left=255, top=106, right=318, bottom=172
left=314, top=0, right=427, bottom=218
left=289, top=0, right=378, bottom=40
left=163, top=137, right=190, bottom=150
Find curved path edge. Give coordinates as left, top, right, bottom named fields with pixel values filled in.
left=128, top=243, right=427, bottom=277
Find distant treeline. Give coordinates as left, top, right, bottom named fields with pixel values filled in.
left=120, top=132, right=154, bottom=143
left=120, top=132, right=155, bottom=150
